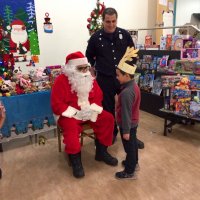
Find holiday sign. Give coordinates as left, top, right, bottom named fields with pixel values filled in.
left=0, top=0, right=40, bottom=56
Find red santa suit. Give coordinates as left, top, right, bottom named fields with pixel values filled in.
left=51, top=56, right=114, bottom=154
left=9, top=20, right=30, bottom=54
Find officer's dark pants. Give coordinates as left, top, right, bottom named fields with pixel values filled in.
left=96, top=73, right=120, bottom=138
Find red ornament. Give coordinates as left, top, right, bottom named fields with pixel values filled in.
left=87, top=24, right=91, bottom=29
left=87, top=18, right=92, bottom=23
left=91, top=11, right=95, bottom=17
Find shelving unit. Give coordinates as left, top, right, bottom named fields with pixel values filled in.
left=134, top=25, right=200, bottom=118
left=137, top=50, right=181, bottom=117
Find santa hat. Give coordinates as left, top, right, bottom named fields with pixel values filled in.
left=11, top=20, right=25, bottom=26
left=65, top=51, right=88, bottom=66
left=10, top=20, right=26, bottom=30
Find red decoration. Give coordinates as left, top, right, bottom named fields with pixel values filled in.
left=99, top=2, right=105, bottom=15
left=87, top=18, right=92, bottom=23
left=86, top=0, right=106, bottom=35
left=87, top=24, right=91, bottom=29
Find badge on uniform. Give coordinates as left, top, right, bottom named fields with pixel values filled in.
left=119, top=34, right=123, bottom=40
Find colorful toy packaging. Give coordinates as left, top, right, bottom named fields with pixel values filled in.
left=145, top=35, right=152, bottom=48
left=166, top=34, right=172, bottom=50
left=193, top=61, right=200, bottom=75
left=175, top=60, right=194, bottom=74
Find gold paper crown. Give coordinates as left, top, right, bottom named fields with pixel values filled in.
left=118, top=47, right=139, bottom=75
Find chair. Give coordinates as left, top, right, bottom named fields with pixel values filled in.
left=57, top=122, right=95, bottom=152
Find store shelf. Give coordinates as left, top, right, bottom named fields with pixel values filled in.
left=140, top=90, right=165, bottom=117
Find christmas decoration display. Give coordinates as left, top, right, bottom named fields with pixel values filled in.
left=87, top=0, right=105, bottom=35
left=0, top=0, right=47, bottom=97
left=0, top=0, right=40, bottom=58
left=0, top=18, right=14, bottom=80
left=43, top=12, right=53, bottom=33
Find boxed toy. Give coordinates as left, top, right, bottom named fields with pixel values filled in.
left=172, top=35, right=183, bottom=50
left=181, top=48, right=200, bottom=60
left=170, top=89, right=191, bottom=115
left=189, top=75, right=200, bottom=90
left=145, top=35, right=152, bottom=48
left=160, top=36, right=166, bottom=50
left=175, top=60, right=194, bottom=74
left=139, top=74, right=154, bottom=92
left=161, top=75, right=181, bottom=88
left=193, top=61, right=200, bottom=75
left=166, top=34, right=172, bottom=50
left=151, top=77, right=162, bottom=96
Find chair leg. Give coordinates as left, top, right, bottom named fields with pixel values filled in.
left=57, top=127, right=62, bottom=152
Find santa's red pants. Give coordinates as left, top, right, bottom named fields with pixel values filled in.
left=58, top=110, right=114, bottom=154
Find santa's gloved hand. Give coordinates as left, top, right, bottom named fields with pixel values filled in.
left=90, top=103, right=103, bottom=114
left=73, top=109, right=93, bottom=121
left=90, top=111, right=98, bottom=122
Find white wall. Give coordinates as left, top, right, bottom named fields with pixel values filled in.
left=34, top=0, right=150, bottom=68
left=176, top=0, right=200, bottom=26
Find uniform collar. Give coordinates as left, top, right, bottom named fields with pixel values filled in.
left=99, top=27, right=121, bottom=40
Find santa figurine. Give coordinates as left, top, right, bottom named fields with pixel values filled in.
left=9, top=19, right=30, bottom=54
left=51, top=51, right=118, bottom=178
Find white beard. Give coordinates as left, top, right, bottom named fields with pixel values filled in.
left=63, top=66, right=94, bottom=109
left=11, top=29, right=28, bottom=46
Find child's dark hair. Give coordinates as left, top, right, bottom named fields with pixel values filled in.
left=117, top=68, right=135, bottom=79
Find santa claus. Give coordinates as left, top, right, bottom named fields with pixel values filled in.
left=9, top=19, right=30, bottom=54
left=51, top=51, right=118, bottom=178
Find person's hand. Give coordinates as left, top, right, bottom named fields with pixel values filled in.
left=123, top=133, right=130, bottom=141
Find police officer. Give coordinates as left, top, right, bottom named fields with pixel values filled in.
left=86, top=7, right=144, bottom=148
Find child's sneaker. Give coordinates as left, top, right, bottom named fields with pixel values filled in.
left=121, top=160, right=140, bottom=171
left=115, top=170, right=137, bottom=180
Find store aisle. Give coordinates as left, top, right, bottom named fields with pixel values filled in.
left=0, top=111, right=200, bottom=200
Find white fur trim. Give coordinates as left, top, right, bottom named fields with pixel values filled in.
left=90, top=112, right=98, bottom=122
left=90, top=103, right=103, bottom=114
left=68, top=57, right=88, bottom=66
left=62, top=106, right=78, bottom=118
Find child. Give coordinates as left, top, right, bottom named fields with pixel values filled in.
left=0, top=101, right=6, bottom=179
left=115, top=47, right=141, bottom=180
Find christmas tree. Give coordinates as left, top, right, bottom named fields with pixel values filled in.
left=87, top=0, right=105, bottom=35
left=0, top=20, right=13, bottom=79
left=0, top=21, right=7, bottom=78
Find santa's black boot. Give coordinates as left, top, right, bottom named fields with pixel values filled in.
left=68, top=152, right=85, bottom=178
left=95, top=139, right=118, bottom=166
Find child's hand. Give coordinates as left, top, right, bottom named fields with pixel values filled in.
left=123, top=133, right=130, bottom=140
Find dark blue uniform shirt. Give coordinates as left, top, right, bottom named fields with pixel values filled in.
left=86, top=27, right=134, bottom=77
